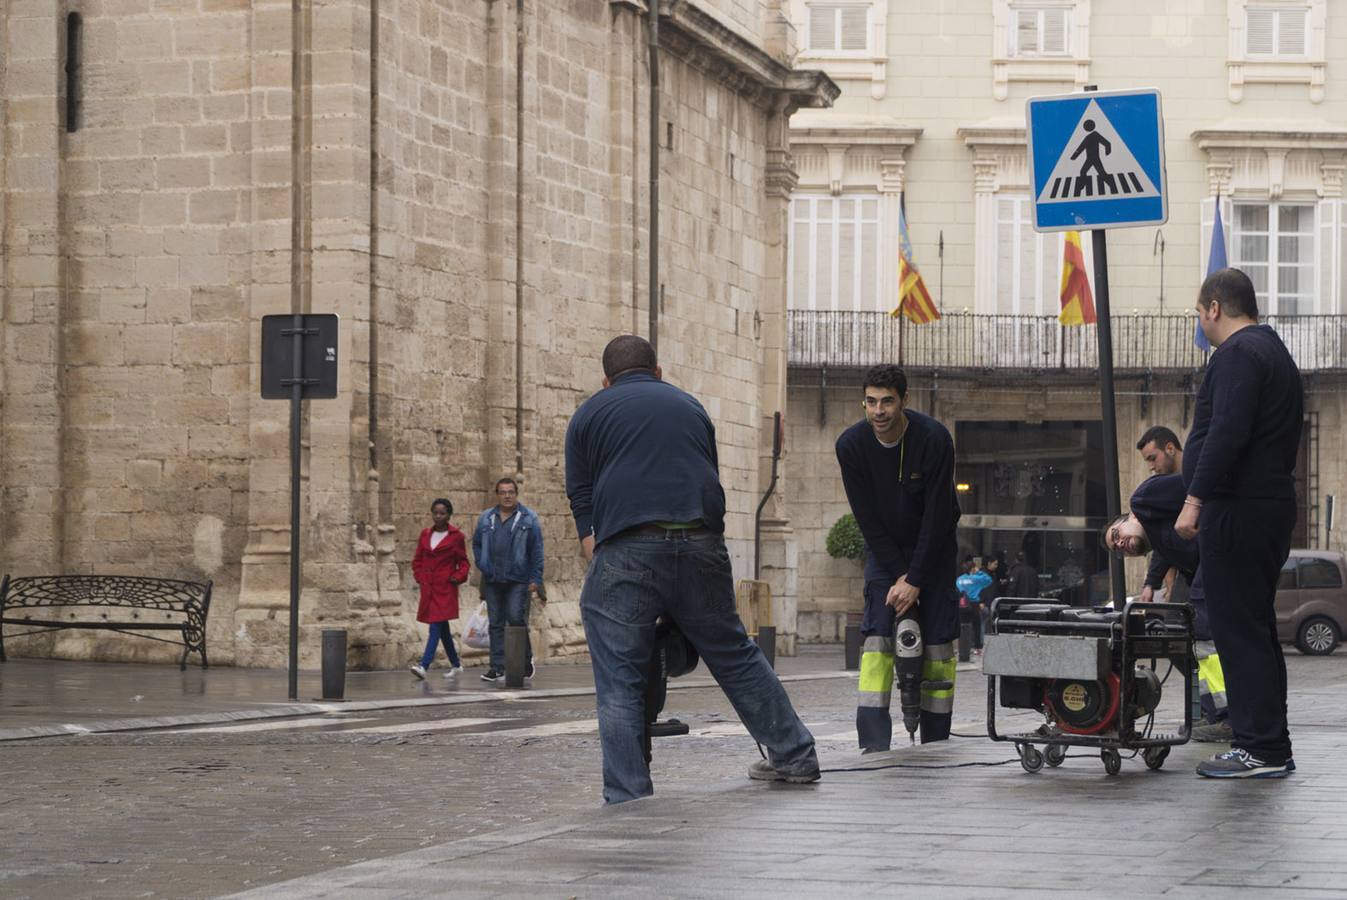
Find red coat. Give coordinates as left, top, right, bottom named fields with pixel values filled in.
left=411, top=525, right=470, bottom=623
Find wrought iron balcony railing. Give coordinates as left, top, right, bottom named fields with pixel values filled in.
left=787, top=311, right=1347, bottom=373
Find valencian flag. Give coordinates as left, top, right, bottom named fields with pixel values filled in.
left=891, top=196, right=940, bottom=324
left=1058, top=230, right=1097, bottom=325
left=1195, top=195, right=1226, bottom=352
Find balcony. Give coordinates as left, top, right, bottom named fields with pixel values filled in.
left=787, top=311, right=1347, bottom=373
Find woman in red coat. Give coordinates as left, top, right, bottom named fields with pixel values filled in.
left=409, top=498, right=471, bottom=679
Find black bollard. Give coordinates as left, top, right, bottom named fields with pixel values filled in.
left=321, top=629, right=347, bottom=700
left=756, top=625, right=776, bottom=670
left=844, top=623, right=862, bottom=671
left=504, top=625, right=528, bottom=688
left=959, top=621, right=973, bottom=663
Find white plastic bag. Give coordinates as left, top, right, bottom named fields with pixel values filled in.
left=464, top=601, right=490, bottom=649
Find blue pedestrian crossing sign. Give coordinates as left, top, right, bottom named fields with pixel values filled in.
left=1026, top=88, right=1167, bottom=232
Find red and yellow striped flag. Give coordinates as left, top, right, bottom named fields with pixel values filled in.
left=890, top=200, right=940, bottom=324
left=1058, top=230, right=1096, bottom=326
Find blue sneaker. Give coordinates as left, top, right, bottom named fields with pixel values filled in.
left=1196, top=748, right=1291, bottom=779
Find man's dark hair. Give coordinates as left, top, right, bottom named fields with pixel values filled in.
left=1136, top=425, right=1182, bottom=452
left=1198, top=267, right=1259, bottom=321
left=602, top=334, right=658, bottom=379
left=862, top=364, right=907, bottom=398
left=431, top=497, right=453, bottom=515
left=495, top=477, right=517, bottom=493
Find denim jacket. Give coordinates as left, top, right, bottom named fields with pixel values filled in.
left=471, top=503, right=544, bottom=586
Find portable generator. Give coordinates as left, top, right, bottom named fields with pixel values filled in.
left=982, top=597, right=1193, bottom=775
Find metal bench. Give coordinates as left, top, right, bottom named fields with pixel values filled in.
left=0, top=575, right=211, bottom=670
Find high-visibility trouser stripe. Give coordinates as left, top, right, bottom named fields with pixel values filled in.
left=1195, top=641, right=1228, bottom=714
left=920, top=641, right=956, bottom=715
left=859, top=643, right=895, bottom=707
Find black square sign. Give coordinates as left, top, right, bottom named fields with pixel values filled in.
left=261, top=314, right=339, bottom=400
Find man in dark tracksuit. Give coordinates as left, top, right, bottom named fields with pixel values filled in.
left=1176, top=267, right=1302, bottom=779
left=836, top=364, right=960, bottom=750
left=1103, top=474, right=1230, bottom=740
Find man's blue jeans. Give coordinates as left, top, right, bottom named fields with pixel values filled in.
left=580, top=530, right=818, bottom=805
left=482, top=580, right=531, bottom=672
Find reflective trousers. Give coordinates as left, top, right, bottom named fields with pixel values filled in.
left=857, top=578, right=959, bottom=750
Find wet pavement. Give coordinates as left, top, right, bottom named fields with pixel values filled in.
left=3, top=647, right=1345, bottom=898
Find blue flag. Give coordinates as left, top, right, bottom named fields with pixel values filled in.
left=1196, top=197, right=1227, bottom=352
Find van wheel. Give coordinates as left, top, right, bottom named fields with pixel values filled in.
left=1296, top=616, right=1341, bottom=656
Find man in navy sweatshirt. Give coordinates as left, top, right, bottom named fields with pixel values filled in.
left=1175, top=267, right=1303, bottom=779
left=836, top=364, right=960, bottom=749
left=565, top=335, right=818, bottom=804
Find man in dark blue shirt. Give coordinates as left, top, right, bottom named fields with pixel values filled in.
left=1103, top=473, right=1230, bottom=740
left=565, top=335, right=818, bottom=804
left=835, top=364, right=960, bottom=750
left=1176, top=267, right=1303, bottom=779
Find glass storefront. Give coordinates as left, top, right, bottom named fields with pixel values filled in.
left=955, top=420, right=1111, bottom=606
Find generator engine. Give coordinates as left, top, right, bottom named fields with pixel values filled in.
left=982, top=599, right=1192, bottom=775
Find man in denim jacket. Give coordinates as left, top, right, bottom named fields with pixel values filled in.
left=471, top=478, right=544, bottom=682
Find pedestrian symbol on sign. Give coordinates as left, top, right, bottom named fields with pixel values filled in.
left=1037, top=99, right=1159, bottom=205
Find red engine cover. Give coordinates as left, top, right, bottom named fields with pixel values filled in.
left=1044, top=673, right=1121, bottom=735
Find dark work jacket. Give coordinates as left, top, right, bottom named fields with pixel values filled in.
left=565, top=371, right=725, bottom=546
left=1183, top=324, right=1303, bottom=502
left=1006, top=563, right=1039, bottom=598
left=1129, top=474, right=1199, bottom=582
left=835, top=411, right=960, bottom=589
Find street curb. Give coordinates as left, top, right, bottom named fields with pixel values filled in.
left=0, top=667, right=874, bottom=743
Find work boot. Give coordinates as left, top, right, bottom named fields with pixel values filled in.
left=1191, top=719, right=1233, bottom=743
left=747, top=758, right=820, bottom=784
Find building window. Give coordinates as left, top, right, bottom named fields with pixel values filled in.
left=788, top=195, right=883, bottom=311
left=807, top=3, right=869, bottom=54
left=993, top=196, right=1073, bottom=316
left=1227, top=0, right=1325, bottom=102
left=1011, top=7, right=1070, bottom=57
left=991, top=1, right=1090, bottom=100
left=1230, top=203, right=1315, bottom=316
left=1245, top=5, right=1309, bottom=57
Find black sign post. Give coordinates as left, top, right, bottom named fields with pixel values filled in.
left=261, top=313, right=339, bottom=700
left=1089, top=230, right=1128, bottom=606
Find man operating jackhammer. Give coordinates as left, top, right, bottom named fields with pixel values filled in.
left=836, top=365, right=960, bottom=750
left=1102, top=472, right=1231, bottom=742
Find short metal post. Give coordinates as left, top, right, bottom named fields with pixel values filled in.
left=321, top=629, right=346, bottom=700
left=756, top=625, right=776, bottom=670
left=959, top=621, right=973, bottom=663
left=504, top=625, right=528, bottom=688
left=844, top=624, right=862, bottom=671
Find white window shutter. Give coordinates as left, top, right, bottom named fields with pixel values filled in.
left=809, top=6, right=838, bottom=51
left=1246, top=7, right=1276, bottom=56
left=1015, top=10, right=1040, bottom=55
left=839, top=6, right=868, bottom=51
left=1042, top=9, right=1069, bottom=55
left=1318, top=199, right=1342, bottom=316
left=1277, top=8, right=1307, bottom=56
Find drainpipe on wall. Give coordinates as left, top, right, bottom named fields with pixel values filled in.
left=647, top=1, right=660, bottom=356
left=515, top=0, right=526, bottom=475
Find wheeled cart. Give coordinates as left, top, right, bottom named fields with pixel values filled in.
left=982, top=597, right=1194, bottom=775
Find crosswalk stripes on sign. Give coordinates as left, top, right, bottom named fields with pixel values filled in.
left=1036, top=99, right=1160, bottom=204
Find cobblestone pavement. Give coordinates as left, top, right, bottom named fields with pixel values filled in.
left=4, top=651, right=1345, bottom=898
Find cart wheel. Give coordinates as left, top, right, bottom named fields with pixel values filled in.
left=1020, top=745, right=1044, bottom=774
left=1045, top=744, right=1067, bottom=768
left=1143, top=746, right=1170, bottom=771
left=1102, top=749, right=1122, bottom=776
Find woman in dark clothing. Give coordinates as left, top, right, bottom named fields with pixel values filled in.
left=409, top=498, right=470, bottom=679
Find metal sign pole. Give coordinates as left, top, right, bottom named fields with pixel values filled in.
left=287, top=313, right=304, bottom=700
left=1090, top=230, right=1127, bottom=607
